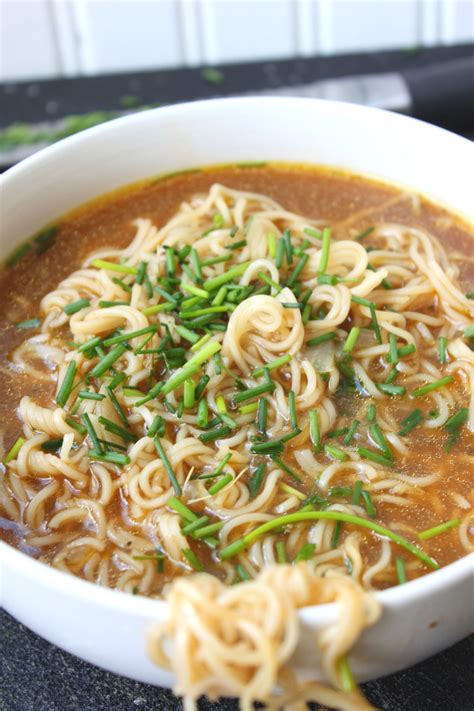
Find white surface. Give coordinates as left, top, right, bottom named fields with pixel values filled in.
left=0, top=97, right=473, bottom=689
left=1, top=0, right=474, bottom=81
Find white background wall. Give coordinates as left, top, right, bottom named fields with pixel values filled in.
left=1, top=0, right=473, bottom=82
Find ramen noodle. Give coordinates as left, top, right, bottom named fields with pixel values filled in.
left=1, top=165, right=473, bottom=710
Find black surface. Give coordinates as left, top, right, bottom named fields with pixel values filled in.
left=2, top=45, right=473, bottom=710
left=402, top=56, right=474, bottom=130
left=1, top=43, right=474, bottom=128
left=1, top=609, right=473, bottom=711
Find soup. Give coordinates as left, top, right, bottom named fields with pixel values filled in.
left=1, top=164, right=473, bottom=710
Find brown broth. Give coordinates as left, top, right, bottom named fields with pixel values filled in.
left=1, top=163, right=473, bottom=592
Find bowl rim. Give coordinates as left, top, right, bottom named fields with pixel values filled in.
left=1, top=96, right=473, bottom=623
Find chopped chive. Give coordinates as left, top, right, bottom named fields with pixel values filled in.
left=445, top=407, right=468, bottom=435
left=239, top=401, right=259, bottom=415
left=190, top=333, right=212, bottom=353
left=343, top=419, right=360, bottom=445
left=199, top=426, right=231, bottom=442
left=303, top=227, right=322, bottom=239
left=233, top=381, right=275, bottom=405
left=168, top=496, right=198, bottom=523
left=41, top=438, right=63, bottom=453
left=283, top=229, right=293, bottom=264
left=324, top=444, right=348, bottom=461
left=16, top=318, right=41, bottom=329
left=280, top=482, right=306, bottom=500
left=331, top=520, right=343, bottom=548
left=412, top=375, right=453, bottom=397
left=6, top=242, right=31, bottom=267
left=194, top=374, right=210, bottom=400
left=352, top=480, right=363, bottom=505
left=377, top=383, right=406, bottom=396
left=367, top=404, right=376, bottom=422
left=219, top=511, right=439, bottom=570
left=201, top=254, right=232, bottom=267
left=270, top=456, right=301, bottom=482
left=358, top=447, right=394, bottom=467
left=99, top=299, right=130, bottom=309
left=355, top=226, right=374, bottom=241
left=65, top=416, right=87, bottom=435
left=248, top=463, right=266, bottom=497
left=89, top=450, right=130, bottom=466
left=272, top=541, right=286, bottom=563
left=286, top=253, right=309, bottom=288
left=82, top=413, right=104, bottom=454
left=146, top=415, right=165, bottom=438
left=438, top=336, right=447, bottom=364
left=288, top=390, right=297, bottom=429
left=197, top=398, right=209, bottom=428
left=122, top=387, right=144, bottom=398
left=398, top=409, right=423, bottom=436
left=257, top=271, right=281, bottom=293
left=250, top=439, right=284, bottom=456
left=317, top=273, right=337, bottom=285
left=89, top=344, right=126, bottom=379
left=182, top=548, right=204, bottom=571
left=275, top=238, right=285, bottom=269
left=309, top=410, right=321, bottom=451
left=318, top=227, right=331, bottom=273
left=91, top=259, right=138, bottom=275
left=104, top=386, right=128, bottom=426
left=64, top=298, right=90, bottom=316
left=227, top=239, right=247, bottom=250
left=396, top=556, right=407, bottom=585
left=389, top=333, right=398, bottom=365
left=134, top=382, right=163, bottom=407
left=302, top=303, right=311, bottom=324
left=339, top=655, right=356, bottom=694
left=351, top=295, right=374, bottom=308
left=235, top=563, right=251, bottom=582
left=211, top=286, right=228, bottom=306
left=181, top=283, right=208, bottom=299
left=418, top=518, right=461, bottom=541
left=78, top=336, right=102, bottom=354
left=142, top=302, right=174, bottom=316
left=56, top=360, right=77, bottom=407
left=361, top=490, right=376, bottom=518
left=385, top=367, right=398, bottom=384
left=103, top=325, right=157, bottom=347
left=180, top=305, right=231, bottom=319
left=342, top=326, right=360, bottom=353
left=295, top=542, right=316, bottom=562
left=189, top=248, right=202, bottom=281
left=203, top=264, right=252, bottom=292
left=306, top=332, right=336, bottom=347
left=369, top=303, right=382, bottom=344
left=183, top=379, right=196, bottom=409
left=464, top=326, right=474, bottom=338
left=4, top=436, right=26, bottom=464
left=155, top=438, right=181, bottom=495
left=251, top=354, right=291, bottom=377
left=78, top=390, right=105, bottom=401
left=108, top=371, right=126, bottom=391
left=368, top=423, right=393, bottom=460
left=267, top=232, right=277, bottom=258
left=98, top=415, right=136, bottom=442
left=181, top=515, right=210, bottom=536
left=209, top=473, right=233, bottom=495
left=193, top=521, right=225, bottom=539
left=165, top=246, right=176, bottom=277
left=213, top=396, right=226, bottom=417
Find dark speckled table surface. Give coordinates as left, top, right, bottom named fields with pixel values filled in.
left=1, top=43, right=474, bottom=711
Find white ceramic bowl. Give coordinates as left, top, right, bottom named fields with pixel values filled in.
left=1, top=98, right=473, bottom=689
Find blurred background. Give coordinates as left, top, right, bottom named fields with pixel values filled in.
left=1, top=1, right=473, bottom=168
left=1, top=0, right=473, bottom=81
